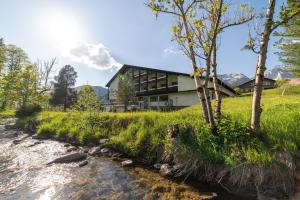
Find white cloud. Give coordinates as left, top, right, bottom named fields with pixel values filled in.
left=67, top=41, right=122, bottom=70
left=163, top=48, right=182, bottom=55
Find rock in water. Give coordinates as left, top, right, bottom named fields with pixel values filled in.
left=99, top=138, right=109, bottom=144
left=100, top=148, right=110, bottom=154
left=66, top=147, right=77, bottom=152
left=27, top=141, right=42, bottom=147
left=78, top=160, right=88, bottom=167
left=159, top=164, right=173, bottom=176
left=64, top=143, right=71, bottom=147
left=88, top=147, right=101, bottom=156
left=121, top=160, right=133, bottom=167
left=201, top=192, right=218, bottom=200
left=153, top=163, right=162, bottom=170
left=47, top=153, right=87, bottom=165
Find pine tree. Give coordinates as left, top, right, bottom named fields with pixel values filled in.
left=49, top=65, right=78, bottom=111
left=275, top=0, right=300, bottom=77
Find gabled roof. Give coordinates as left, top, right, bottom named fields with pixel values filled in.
left=105, top=64, right=236, bottom=93
left=105, top=64, right=190, bottom=87
left=235, top=77, right=276, bottom=88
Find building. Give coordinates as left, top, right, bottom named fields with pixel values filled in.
left=236, top=78, right=276, bottom=93
left=105, top=64, right=236, bottom=112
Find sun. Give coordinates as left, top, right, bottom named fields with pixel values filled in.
left=39, top=10, right=84, bottom=53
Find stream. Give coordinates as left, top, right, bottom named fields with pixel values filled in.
left=0, top=122, right=241, bottom=200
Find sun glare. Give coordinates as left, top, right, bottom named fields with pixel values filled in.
left=39, top=11, right=84, bottom=53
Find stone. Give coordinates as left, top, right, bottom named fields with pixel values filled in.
left=4, top=124, right=17, bottom=130
left=47, top=152, right=87, bottom=165
left=201, top=192, right=218, bottom=200
left=82, top=148, right=89, bottom=154
left=100, top=148, right=110, bottom=154
left=121, top=159, right=133, bottom=167
left=64, top=143, right=71, bottom=147
left=99, top=138, right=109, bottom=144
left=78, top=160, right=88, bottom=167
left=153, top=163, right=162, bottom=170
left=159, top=164, right=173, bottom=176
left=12, top=139, right=21, bottom=145
left=88, top=147, right=101, bottom=156
left=27, top=141, right=42, bottom=147
left=66, top=147, right=77, bottom=152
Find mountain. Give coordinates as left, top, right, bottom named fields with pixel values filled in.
left=218, top=73, right=251, bottom=88
left=264, top=67, right=294, bottom=80
left=75, top=85, right=108, bottom=102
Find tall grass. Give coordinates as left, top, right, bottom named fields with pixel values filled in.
left=14, top=86, right=300, bottom=165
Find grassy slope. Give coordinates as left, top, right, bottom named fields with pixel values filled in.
left=16, top=86, right=300, bottom=166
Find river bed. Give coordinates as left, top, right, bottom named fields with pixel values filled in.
left=0, top=124, right=241, bottom=200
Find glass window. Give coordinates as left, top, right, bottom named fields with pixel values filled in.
left=160, top=95, right=168, bottom=101
left=150, top=96, right=158, bottom=102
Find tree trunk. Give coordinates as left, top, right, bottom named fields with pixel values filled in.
left=211, top=43, right=222, bottom=118
left=251, top=0, right=276, bottom=135
left=203, top=59, right=216, bottom=131
left=194, top=76, right=209, bottom=123
left=181, top=7, right=209, bottom=124
left=64, top=86, right=68, bottom=112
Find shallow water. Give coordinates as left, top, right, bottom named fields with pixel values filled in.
left=0, top=125, right=240, bottom=200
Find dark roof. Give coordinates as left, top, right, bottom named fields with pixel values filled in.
left=105, top=64, right=190, bottom=87
left=235, top=77, right=276, bottom=88
left=105, top=64, right=236, bottom=93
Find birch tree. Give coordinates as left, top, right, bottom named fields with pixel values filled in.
left=211, top=3, right=254, bottom=118
left=147, top=0, right=213, bottom=126
left=244, top=0, right=300, bottom=135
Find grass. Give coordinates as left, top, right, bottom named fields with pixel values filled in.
left=14, top=86, right=300, bottom=165
left=0, top=109, right=15, bottom=119
left=9, top=86, right=300, bottom=198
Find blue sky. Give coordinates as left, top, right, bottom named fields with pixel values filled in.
left=0, top=0, right=285, bottom=87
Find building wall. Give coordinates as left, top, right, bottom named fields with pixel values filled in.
left=238, top=79, right=276, bottom=93
left=178, top=75, right=196, bottom=91
left=169, top=91, right=199, bottom=107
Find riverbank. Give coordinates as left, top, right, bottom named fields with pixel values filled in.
left=3, top=86, right=300, bottom=199
left=0, top=120, right=240, bottom=200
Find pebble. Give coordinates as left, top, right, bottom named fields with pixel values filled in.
left=78, top=160, right=88, bottom=167
left=121, top=159, right=133, bottom=167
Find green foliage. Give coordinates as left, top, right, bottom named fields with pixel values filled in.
left=275, top=0, right=300, bottom=77
left=115, top=73, right=135, bottom=111
left=16, top=104, right=41, bottom=118
left=75, top=85, right=101, bottom=113
left=234, top=87, right=242, bottom=95
left=15, top=86, right=300, bottom=166
left=0, top=109, right=15, bottom=119
left=49, top=65, right=78, bottom=111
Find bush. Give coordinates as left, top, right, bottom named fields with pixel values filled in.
left=16, top=104, right=41, bottom=117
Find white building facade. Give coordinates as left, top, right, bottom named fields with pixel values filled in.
left=105, top=64, right=236, bottom=112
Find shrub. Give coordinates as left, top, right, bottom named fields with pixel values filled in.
left=16, top=104, right=41, bottom=117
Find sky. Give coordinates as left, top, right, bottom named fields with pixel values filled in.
left=0, top=0, right=285, bottom=87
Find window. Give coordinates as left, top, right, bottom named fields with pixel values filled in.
left=150, top=96, right=158, bottom=102
left=159, top=95, right=168, bottom=101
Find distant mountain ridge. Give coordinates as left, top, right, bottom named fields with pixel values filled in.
left=264, top=67, right=293, bottom=80
left=219, top=73, right=250, bottom=88
left=220, top=67, right=294, bottom=88
left=75, top=85, right=108, bottom=102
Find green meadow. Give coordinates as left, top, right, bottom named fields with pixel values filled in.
left=13, top=85, right=300, bottom=166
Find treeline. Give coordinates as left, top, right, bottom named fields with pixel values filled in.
left=0, top=39, right=101, bottom=115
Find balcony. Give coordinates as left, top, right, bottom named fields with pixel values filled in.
left=136, top=86, right=178, bottom=96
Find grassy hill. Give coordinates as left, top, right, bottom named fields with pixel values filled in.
left=11, top=85, right=300, bottom=198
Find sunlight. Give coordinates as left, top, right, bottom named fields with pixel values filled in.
left=39, top=10, right=84, bottom=53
